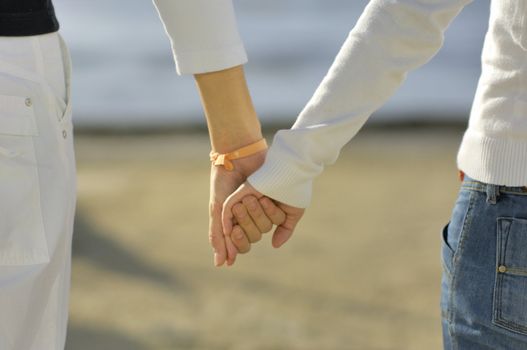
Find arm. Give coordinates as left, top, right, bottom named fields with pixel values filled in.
left=246, top=0, right=473, bottom=209
left=194, top=66, right=262, bottom=153
left=153, top=1, right=285, bottom=266
left=196, top=66, right=285, bottom=267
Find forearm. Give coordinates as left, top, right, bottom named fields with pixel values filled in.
left=194, top=65, right=263, bottom=154
left=195, top=65, right=266, bottom=267
left=248, top=0, right=472, bottom=208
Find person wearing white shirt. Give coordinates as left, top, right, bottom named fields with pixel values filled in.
left=211, top=0, right=527, bottom=348
left=0, top=0, right=285, bottom=348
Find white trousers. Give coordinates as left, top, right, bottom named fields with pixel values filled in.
left=0, top=33, right=76, bottom=350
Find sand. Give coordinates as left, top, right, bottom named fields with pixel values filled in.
left=65, top=126, right=464, bottom=350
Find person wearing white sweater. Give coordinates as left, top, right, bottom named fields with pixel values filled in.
left=171, top=0, right=527, bottom=348
left=0, top=0, right=286, bottom=348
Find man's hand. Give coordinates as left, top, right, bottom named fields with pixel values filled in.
left=222, top=183, right=305, bottom=252
left=209, top=151, right=285, bottom=267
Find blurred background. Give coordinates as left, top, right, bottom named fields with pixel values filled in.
left=52, top=0, right=490, bottom=349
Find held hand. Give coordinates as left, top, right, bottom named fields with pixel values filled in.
left=229, top=195, right=286, bottom=253
left=209, top=151, right=286, bottom=267
left=223, top=183, right=306, bottom=250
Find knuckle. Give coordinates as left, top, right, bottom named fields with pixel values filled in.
left=238, top=244, right=251, bottom=254
left=233, top=203, right=245, bottom=215
left=270, top=215, right=283, bottom=225
left=263, top=202, right=277, bottom=215
left=242, top=196, right=259, bottom=211
left=271, top=211, right=286, bottom=224
left=261, top=222, right=273, bottom=233
left=238, top=217, right=252, bottom=226
left=232, top=226, right=245, bottom=240
left=248, top=233, right=262, bottom=243
left=234, top=210, right=252, bottom=225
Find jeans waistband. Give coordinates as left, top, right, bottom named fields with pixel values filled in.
left=460, top=173, right=527, bottom=204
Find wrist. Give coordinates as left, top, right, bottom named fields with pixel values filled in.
left=210, top=138, right=268, bottom=176
left=194, top=65, right=263, bottom=153
left=230, top=149, right=266, bottom=178
left=210, top=125, right=263, bottom=153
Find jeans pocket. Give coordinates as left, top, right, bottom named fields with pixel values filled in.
left=441, top=221, right=455, bottom=276
left=493, top=217, right=527, bottom=335
left=0, top=94, right=49, bottom=265
left=442, top=189, right=476, bottom=273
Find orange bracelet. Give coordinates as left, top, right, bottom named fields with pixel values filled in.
left=210, top=139, right=268, bottom=171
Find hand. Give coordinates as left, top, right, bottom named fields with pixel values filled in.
left=193, top=65, right=287, bottom=266
left=228, top=195, right=287, bottom=253
left=209, top=151, right=286, bottom=267
left=222, top=183, right=306, bottom=251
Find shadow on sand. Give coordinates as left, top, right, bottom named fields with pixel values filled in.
left=67, top=211, right=190, bottom=349
left=66, top=324, right=149, bottom=350
left=71, top=211, right=187, bottom=291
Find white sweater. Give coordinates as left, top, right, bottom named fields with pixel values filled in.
left=154, top=0, right=527, bottom=208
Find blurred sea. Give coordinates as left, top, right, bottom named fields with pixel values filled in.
left=53, top=0, right=490, bottom=129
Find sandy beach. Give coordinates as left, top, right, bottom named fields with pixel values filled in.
left=65, top=126, right=464, bottom=350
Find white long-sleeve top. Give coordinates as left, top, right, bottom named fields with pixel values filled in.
left=153, top=0, right=247, bottom=74
left=249, top=0, right=527, bottom=208
left=155, top=0, right=527, bottom=208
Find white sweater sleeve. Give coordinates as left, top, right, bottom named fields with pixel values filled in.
left=153, top=0, right=247, bottom=74
left=248, top=0, right=473, bottom=208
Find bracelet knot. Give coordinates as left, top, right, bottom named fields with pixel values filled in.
left=210, top=139, right=268, bottom=171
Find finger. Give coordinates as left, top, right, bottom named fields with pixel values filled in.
left=259, top=197, right=286, bottom=226
left=209, top=228, right=227, bottom=267
left=271, top=209, right=302, bottom=249
left=231, top=225, right=251, bottom=254
left=225, top=234, right=238, bottom=266
left=222, top=188, right=249, bottom=236
left=242, top=195, right=273, bottom=233
left=272, top=225, right=295, bottom=249
left=209, top=204, right=228, bottom=267
left=233, top=203, right=262, bottom=243
left=222, top=182, right=263, bottom=235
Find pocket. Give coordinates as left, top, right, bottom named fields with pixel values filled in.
left=441, top=221, right=454, bottom=276
left=441, top=189, right=475, bottom=274
left=0, top=94, right=49, bottom=265
left=493, top=217, right=527, bottom=335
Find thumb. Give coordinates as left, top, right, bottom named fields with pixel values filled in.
left=271, top=210, right=302, bottom=248
left=271, top=225, right=295, bottom=248
left=222, top=182, right=261, bottom=235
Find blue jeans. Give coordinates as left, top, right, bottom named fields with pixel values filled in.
left=441, top=175, right=527, bottom=349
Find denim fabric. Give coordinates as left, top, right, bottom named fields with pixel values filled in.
left=441, top=175, right=527, bottom=349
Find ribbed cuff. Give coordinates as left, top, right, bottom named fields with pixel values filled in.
left=457, top=129, right=527, bottom=186
left=247, top=152, right=313, bottom=209
left=173, top=44, right=247, bottom=75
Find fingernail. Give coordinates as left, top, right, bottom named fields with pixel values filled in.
left=234, top=231, right=244, bottom=240
left=214, top=253, right=221, bottom=267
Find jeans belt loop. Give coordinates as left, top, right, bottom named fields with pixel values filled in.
left=486, top=183, right=500, bottom=205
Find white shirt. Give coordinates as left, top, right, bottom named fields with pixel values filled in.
left=154, top=0, right=527, bottom=208
left=153, top=0, right=247, bottom=74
